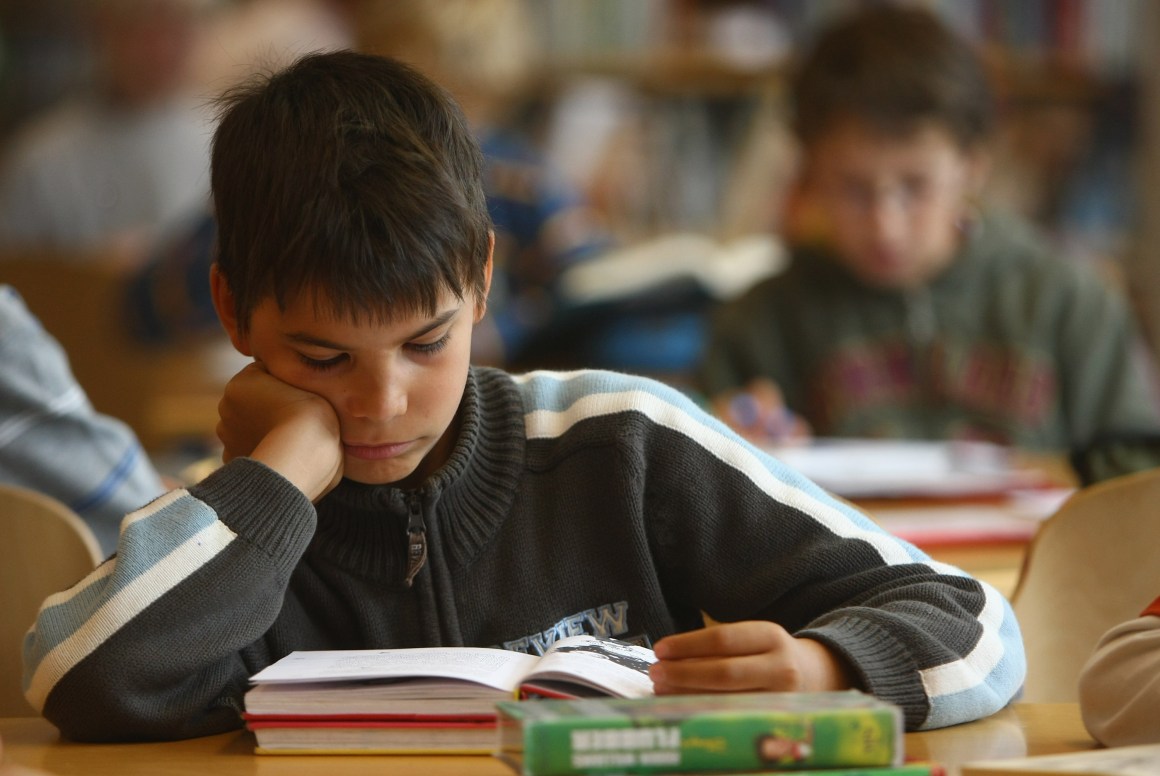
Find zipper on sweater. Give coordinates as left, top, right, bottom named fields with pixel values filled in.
left=905, top=287, right=937, bottom=402
left=905, top=286, right=936, bottom=345
left=403, top=493, right=428, bottom=588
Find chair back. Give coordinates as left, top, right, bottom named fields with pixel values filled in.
left=0, top=484, right=102, bottom=716
left=1011, top=467, right=1160, bottom=702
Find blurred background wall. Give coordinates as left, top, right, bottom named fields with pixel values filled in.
left=0, top=0, right=1155, bottom=462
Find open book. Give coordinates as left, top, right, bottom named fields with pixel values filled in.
left=243, top=635, right=656, bottom=753
left=962, top=742, right=1160, bottom=775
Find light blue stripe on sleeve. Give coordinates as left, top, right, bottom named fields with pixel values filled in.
left=921, top=596, right=1025, bottom=729
left=28, top=490, right=224, bottom=651
left=513, top=369, right=935, bottom=567
left=23, top=490, right=236, bottom=705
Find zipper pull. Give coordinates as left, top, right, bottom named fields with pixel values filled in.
left=403, top=495, right=428, bottom=588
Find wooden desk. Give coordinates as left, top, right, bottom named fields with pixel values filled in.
left=822, top=449, right=1078, bottom=599
left=0, top=704, right=1097, bottom=776
left=856, top=491, right=1076, bottom=599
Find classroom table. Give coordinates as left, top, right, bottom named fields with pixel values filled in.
left=852, top=451, right=1079, bottom=599
left=860, top=499, right=1040, bottom=599
left=0, top=703, right=1097, bottom=776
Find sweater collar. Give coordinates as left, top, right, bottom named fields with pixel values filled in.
left=314, top=367, right=526, bottom=572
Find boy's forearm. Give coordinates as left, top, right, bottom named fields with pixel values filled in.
left=23, top=458, right=316, bottom=742
left=673, top=450, right=1019, bottom=729
left=796, top=574, right=1024, bottom=731
left=249, top=418, right=342, bottom=502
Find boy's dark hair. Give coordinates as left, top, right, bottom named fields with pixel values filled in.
left=211, top=50, right=492, bottom=332
left=790, top=4, right=996, bottom=148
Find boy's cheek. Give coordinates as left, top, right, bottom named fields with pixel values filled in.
left=255, top=356, right=329, bottom=398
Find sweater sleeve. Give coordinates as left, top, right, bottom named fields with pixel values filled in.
left=1079, top=604, right=1160, bottom=746
left=622, top=374, right=1026, bottom=730
left=22, top=457, right=316, bottom=742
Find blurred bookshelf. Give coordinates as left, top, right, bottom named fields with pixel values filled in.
left=496, top=0, right=1160, bottom=380
left=519, top=0, right=1148, bottom=259
left=2, top=0, right=1157, bottom=373
left=1, top=0, right=1145, bottom=260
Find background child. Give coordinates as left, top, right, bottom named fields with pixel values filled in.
left=0, top=0, right=213, bottom=260
left=0, top=284, right=165, bottom=555
left=696, top=4, right=1160, bottom=481
left=24, top=51, right=1023, bottom=743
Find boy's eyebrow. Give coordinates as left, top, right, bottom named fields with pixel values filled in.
left=285, top=307, right=461, bottom=349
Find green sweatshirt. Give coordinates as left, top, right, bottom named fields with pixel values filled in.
left=699, top=210, right=1160, bottom=454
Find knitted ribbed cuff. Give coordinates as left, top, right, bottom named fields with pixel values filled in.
left=799, top=616, right=930, bottom=731
left=188, top=457, right=317, bottom=578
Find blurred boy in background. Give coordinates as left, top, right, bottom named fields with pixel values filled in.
left=697, top=4, right=1160, bottom=481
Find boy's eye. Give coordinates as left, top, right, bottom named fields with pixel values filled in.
left=299, top=353, right=348, bottom=371
left=408, top=332, right=451, bottom=356
left=902, top=177, right=930, bottom=200
left=837, top=181, right=873, bottom=207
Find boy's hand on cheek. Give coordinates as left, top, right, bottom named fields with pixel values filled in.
left=648, top=621, right=855, bottom=695
left=218, top=362, right=343, bottom=501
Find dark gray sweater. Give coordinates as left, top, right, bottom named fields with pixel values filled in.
left=24, top=367, right=1025, bottom=741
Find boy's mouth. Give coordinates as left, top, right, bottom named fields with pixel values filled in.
left=344, top=441, right=415, bottom=460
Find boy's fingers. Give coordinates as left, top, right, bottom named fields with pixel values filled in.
left=650, top=653, right=791, bottom=693
left=653, top=621, right=786, bottom=659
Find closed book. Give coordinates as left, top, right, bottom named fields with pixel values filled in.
left=246, top=717, right=498, bottom=755
left=695, top=767, right=944, bottom=776
left=495, top=690, right=904, bottom=775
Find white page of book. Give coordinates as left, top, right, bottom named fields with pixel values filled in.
left=764, top=438, right=1043, bottom=499
left=964, top=741, right=1160, bottom=775
left=250, top=647, right=540, bottom=693
left=523, top=634, right=656, bottom=698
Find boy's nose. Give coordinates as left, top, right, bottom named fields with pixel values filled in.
left=867, top=192, right=908, bottom=241
left=349, top=370, right=407, bottom=420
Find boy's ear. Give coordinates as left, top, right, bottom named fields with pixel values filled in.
left=210, top=264, right=252, bottom=357
left=474, top=231, right=495, bottom=323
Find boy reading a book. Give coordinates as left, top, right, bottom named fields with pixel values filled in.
left=696, top=5, right=1160, bottom=481
left=23, top=50, right=1024, bottom=743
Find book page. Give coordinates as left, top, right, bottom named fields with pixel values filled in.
left=963, top=742, right=1160, bottom=775
left=765, top=439, right=1043, bottom=499
left=524, top=635, right=657, bottom=698
left=249, top=647, right=540, bottom=693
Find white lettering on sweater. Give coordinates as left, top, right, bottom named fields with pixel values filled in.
left=502, top=601, right=631, bottom=654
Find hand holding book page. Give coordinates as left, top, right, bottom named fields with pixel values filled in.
left=244, top=635, right=657, bottom=719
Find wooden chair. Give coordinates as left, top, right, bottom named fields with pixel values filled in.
left=0, top=484, right=102, bottom=716
left=1011, top=467, right=1160, bottom=702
